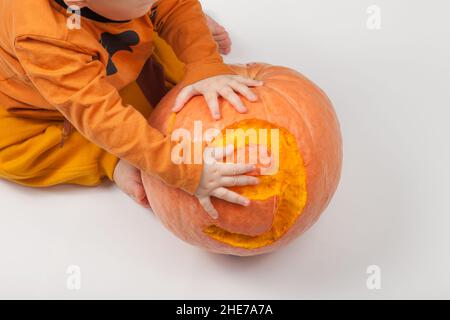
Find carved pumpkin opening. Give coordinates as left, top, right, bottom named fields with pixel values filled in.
left=204, top=119, right=307, bottom=249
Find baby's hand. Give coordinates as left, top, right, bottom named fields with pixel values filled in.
left=195, top=145, right=259, bottom=219
left=205, top=15, right=232, bottom=55
left=173, top=75, right=263, bottom=120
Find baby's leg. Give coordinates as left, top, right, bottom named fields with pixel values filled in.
left=0, top=105, right=150, bottom=208
left=0, top=107, right=117, bottom=187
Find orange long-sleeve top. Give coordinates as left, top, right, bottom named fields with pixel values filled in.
left=0, top=0, right=235, bottom=194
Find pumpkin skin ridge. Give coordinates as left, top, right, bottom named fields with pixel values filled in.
left=252, top=65, right=304, bottom=83
left=259, top=84, right=314, bottom=144
left=251, top=64, right=271, bottom=80
left=261, top=74, right=338, bottom=178
left=257, top=88, right=273, bottom=124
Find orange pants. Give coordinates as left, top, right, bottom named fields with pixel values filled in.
left=0, top=33, right=184, bottom=187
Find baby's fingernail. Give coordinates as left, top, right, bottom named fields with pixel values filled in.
left=244, top=200, right=251, bottom=206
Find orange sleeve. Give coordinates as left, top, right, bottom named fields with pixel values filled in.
left=151, top=0, right=236, bottom=85
left=14, top=36, right=202, bottom=194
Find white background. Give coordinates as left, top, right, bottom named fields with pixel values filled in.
left=1, top=0, right=449, bottom=299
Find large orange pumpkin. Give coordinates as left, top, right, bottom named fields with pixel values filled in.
left=141, top=63, right=342, bottom=256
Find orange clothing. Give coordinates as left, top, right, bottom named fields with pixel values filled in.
left=0, top=34, right=184, bottom=187
left=0, top=0, right=234, bottom=193
left=0, top=104, right=118, bottom=187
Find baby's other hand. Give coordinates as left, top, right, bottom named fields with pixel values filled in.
left=195, top=145, right=259, bottom=219
left=205, top=15, right=232, bottom=55
left=173, top=75, right=263, bottom=120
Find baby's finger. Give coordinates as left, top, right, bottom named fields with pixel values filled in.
left=219, top=86, right=247, bottom=113
left=218, top=38, right=231, bottom=47
left=198, top=197, right=219, bottom=219
left=235, top=76, right=264, bottom=87
left=218, top=163, right=256, bottom=176
left=229, top=80, right=258, bottom=102
left=173, top=86, right=195, bottom=112
left=212, top=188, right=250, bottom=207
left=220, top=46, right=231, bottom=55
left=218, top=41, right=232, bottom=55
left=209, top=144, right=235, bottom=161
left=138, top=197, right=151, bottom=209
left=213, top=31, right=230, bottom=41
left=204, top=92, right=221, bottom=120
left=216, top=35, right=232, bottom=46
left=220, top=175, right=260, bottom=188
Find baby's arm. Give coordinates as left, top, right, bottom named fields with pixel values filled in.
left=15, top=35, right=261, bottom=218
left=151, top=0, right=234, bottom=85
left=14, top=36, right=201, bottom=194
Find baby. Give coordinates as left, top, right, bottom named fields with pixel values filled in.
left=0, top=0, right=262, bottom=218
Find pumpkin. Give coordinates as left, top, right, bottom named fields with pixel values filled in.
left=141, top=63, right=342, bottom=256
